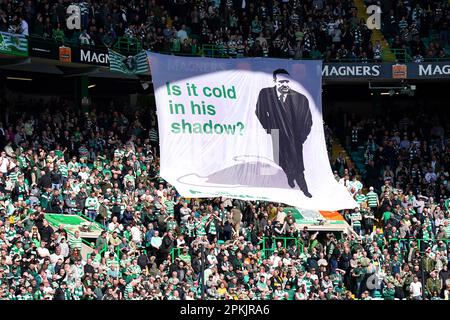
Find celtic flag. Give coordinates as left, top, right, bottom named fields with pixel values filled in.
left=0, top=31, right=28, bottom=57
left=108, top=49, right=149, bottom=74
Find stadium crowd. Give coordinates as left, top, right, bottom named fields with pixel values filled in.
left=0, top=97, right=449, bottom=300
left=2, top=0, right=376, bottom=61
left=1, top=0, right=448, bottom=62
left=366, top=0, right=449, bottom=62
left=1, top=0, right=449, bottom=64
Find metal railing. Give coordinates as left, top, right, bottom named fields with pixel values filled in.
left=73, top=210, right=108, bottom=230
left=27, top=33, right=139, bottom=56
left=151, top=46, right=388, bottom=63
left=384, top=238, right=450, bottom=253
left=260, top=236, right=304, bottom=259
left=113, top=36, right=142, bottom=55
left=171, top=247, right=183, bottom=262
left=391, top=48, right=413, bottom=63
left=257, top=236, right=450, bottom=260
left=25, top=33, right=450, bottom=63
left=420, top=57, right=450, bottom=62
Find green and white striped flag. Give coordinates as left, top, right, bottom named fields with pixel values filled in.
left=108, top=49, right=149, bottom=74
left=0, top=32, right=28, bottom=57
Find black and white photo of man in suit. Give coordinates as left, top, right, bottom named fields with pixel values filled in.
left=255, top=69, right=313, bottom=197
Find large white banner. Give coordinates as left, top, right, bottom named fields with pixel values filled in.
left=148, top=52, right=357, bottom=210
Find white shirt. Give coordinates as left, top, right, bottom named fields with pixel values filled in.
left=204, top=267, right=213, bottom=283
left=50, top=253, right=64, bottom=264
left=71, top=264, right=84, bottom=279
left=4, top=145, right=15, bottom=158
left=130, top=226, right=142, bottom=243
left=108, top=222, right=123, bottom=233
left=43, top=286, right=54, bottom=295
left=0, top=157, right=9, bottom=174
left=207, top=254, right=218, bottom=266
left=37, top=247, right=50, bottom=258
left=176, top=238, right=186, bottom=248
left=177, top=29, right=188, bottom=42
left=78, top=171, right=89, bottom=181
left=410, top=281, right=422, bottom=297
left=435, top=217, right=445, bottom=228
left=271, top=255, right=282, bottom=268
left=180, top=207, right=192, bottom=221
left=310, top=274, right=319, bottom=282
left=317, top=258, right=328, bottom=266
left=20, top=20, right=29, bottom=36
left=150, top=236, right=162, bottom=249
left=282, top=257, right=292, bottom=266
left=59, top=242, right=70, bottom=258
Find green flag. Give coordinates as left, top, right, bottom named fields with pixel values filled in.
left=108, top=49, right=149, bottom=74
left=0, top=32, right=28, bottom=57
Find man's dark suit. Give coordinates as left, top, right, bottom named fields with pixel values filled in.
left=255, top=86, right=313, bottom=194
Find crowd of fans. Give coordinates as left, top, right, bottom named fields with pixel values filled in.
left=2, top=0, right=375, bottom=61
left=365, top=0, right=449, bottom=62
left=0, top=97, right=449, bottom=300
left=1, top=1, right=449, bottom=62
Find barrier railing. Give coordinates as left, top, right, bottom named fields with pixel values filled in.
left=420, top=57, right=450, bottom=62
left=391, top=49, right=413, bottom=63
left=73, top=210, right=108, bottom=230
left=113, top=36, right=142, bottom=55
left=24, top=34, right=450, bottom=63
left=153, top=46, right=386, bottom=63
left=27, top=33, right=138, bottom=56
left=171, top=247, right=183, bottom=262
left=384, top=238, right=450, bottom=253
left=260, top=236, right=304, bottom=259
left=257, top=236, right=450, bottom=260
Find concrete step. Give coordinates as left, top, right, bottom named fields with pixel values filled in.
left=81, top=242, right=94, bottom=260
left=331, top=139, right=361, bottom=179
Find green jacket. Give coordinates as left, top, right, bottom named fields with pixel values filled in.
left=426, top=277, right=442, bottom=295
left=423, top=256, right=436, bottom=273
left=383, top=287, right=395, bottom=300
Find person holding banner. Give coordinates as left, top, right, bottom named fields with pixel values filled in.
left=255, top=69, right=313, bottom=197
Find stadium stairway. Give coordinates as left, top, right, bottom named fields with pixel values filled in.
left=49, top=223, right=94, bottom=259
left=332, top=140, right=367, bottom=193
left=353, top=0, right=396, bottom=62
left=348, top=146, right=367, bottom=179
left=332, top=140, right=359, bottom=178
left=80, top=241, right=94, bottom=260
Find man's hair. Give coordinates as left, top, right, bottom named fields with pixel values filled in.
left=273, top=69, right=290, bottom=80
